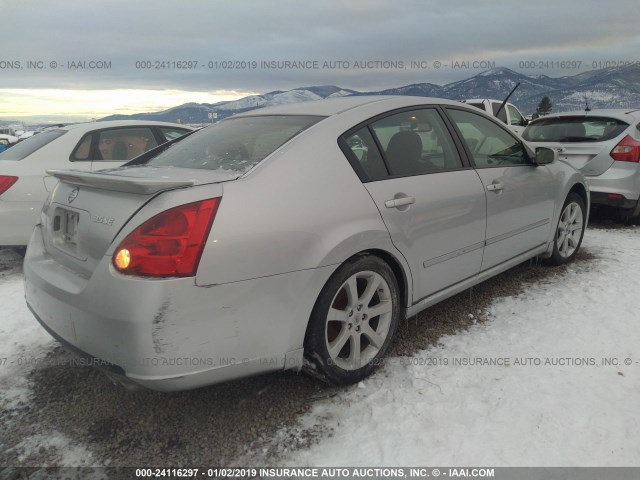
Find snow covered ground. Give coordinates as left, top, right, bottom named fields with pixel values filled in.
left=275, top=227, right=640, bottom=466
left=1, top=226, right=639, bottom=467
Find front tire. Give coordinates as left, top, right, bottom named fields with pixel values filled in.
left=549, top=192, right=586, bottom=265
left=303, top=254, right=400, bottom=386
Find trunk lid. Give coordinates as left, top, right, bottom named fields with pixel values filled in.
left=40, top=166, right=236, bottom=277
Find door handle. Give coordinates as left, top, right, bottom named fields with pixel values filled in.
left=486, top=183, right=504, bottom=192
left=385, top=196, right=416, bottom=208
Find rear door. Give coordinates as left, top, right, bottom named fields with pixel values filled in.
left=342, top=107, right=487, bottom=303
left=445, top=107, right=557, bottom=270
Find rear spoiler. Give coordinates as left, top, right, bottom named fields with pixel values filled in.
left=46, top=169, right=194, bottom=195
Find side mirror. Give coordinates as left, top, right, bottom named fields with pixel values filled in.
left=533, top=147, right=557, bottom=165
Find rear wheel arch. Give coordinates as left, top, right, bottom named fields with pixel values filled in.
left=360, top=249, right=409, bottom=309
left=302, top=250, right=406, bottom=385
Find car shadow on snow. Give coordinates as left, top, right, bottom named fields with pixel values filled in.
left=3, top=248, right=599, bottom=468
left=0, top=248, right=24, bottom=278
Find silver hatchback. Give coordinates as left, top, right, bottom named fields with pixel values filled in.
left=24, top=96, right=589, bottom=391
left=523, top=109, right=640, bottom=222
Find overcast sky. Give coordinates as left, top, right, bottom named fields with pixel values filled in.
left=2, top=0, right=640, bottom=122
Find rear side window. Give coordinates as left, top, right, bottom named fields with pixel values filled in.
left=95, top=127, right=158, bottom=161
left=147, top=115, right=322, bottom=172
left=344, top=128, right=388, bottom=181
left=523, top=117, right=629, bottom=142
left=0, top=130, right=66, bottom=161
left=369, top=108, right=463, bottom=177
left=72, top=127, right=160, bottom=161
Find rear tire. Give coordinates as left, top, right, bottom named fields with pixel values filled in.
left=549, top=192, right=586, bottom=265
left=303, top=254, right=400, bottom=386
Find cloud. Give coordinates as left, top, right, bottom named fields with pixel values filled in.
left=3, top=0, right=639, bottom=92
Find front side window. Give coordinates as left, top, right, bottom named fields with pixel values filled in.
left=147, top=115, right=323, bottom=172
left=368, top=108, right=462, bottom=177
left=447, top=108, right=529, bottom=168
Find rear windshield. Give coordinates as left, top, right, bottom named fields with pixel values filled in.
left=146, top=115, right=323, bottom=172
left=523, top=116, right=629, bottom=142
left=0, top=129, right=66, bottom=160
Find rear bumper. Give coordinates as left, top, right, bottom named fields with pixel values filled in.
left=589, top=192, right=639, bottom=212
left=586, top=162, right=640, bottom=207
left=24, top=225, right=334, bottom=391
left=0, top=199, right=42, bottom=246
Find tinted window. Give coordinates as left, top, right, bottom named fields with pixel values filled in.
left=0, top=130, right=66, bottom=161
left=369, top=109, right=462, bottom=177
left=507, top=105, right=524, bottom=126
left=522, top=116, right=629, bottom=142
left=147, top=115, right=322, bottom=172
left=344, top=128, right=387, bottom=181
left=160, top=127, right=191, bottom=141
left=448, top=108, right=528, bottom=167
left=71, top=134, right=93, bottom=160
left=96, top=127, right=158, bottom=161
left=467, top=102, right=486, bottom=112
left=491, top=102, right=508, bottom=123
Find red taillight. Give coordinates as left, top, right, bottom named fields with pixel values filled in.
left=0, top=176, right=18, bottom=195
left=610, top=135, right=640, bottom=162
left=113, top=198, right=220, bottom=277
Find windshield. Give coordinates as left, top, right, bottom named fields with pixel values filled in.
left=146, top=115, right=323, bottom=172
left=523, top=116, right=629, bottom=142
left=0, top=129, right=66, bottom=160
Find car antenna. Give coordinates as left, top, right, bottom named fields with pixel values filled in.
left=584, top=96, right=591, bottom=113
left=494, top=82, right=521, bottom=119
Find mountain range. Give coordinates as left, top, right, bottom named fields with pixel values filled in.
left=101, top=64, right=640, bottom=123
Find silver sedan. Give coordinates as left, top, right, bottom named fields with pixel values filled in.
left=24, top=96, right=589, bottom=391
left=523, top=109, right=640, bottom=223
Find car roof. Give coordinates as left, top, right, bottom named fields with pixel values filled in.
left=59, top=120, right=192, bottom=132
left=233, top=95, right=470, bottom=118
left=534, top=109, right=640, bottom=123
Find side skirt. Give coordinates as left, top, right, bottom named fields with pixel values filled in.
left=405, top=243, right=548, bottom=318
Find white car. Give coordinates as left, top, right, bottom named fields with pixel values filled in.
left=0, top=120, right=192, bottom=247
left=460, top=99, right=529, bottom=135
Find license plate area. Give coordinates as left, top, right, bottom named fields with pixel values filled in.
left=51, top=206, right=89, bottom=260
